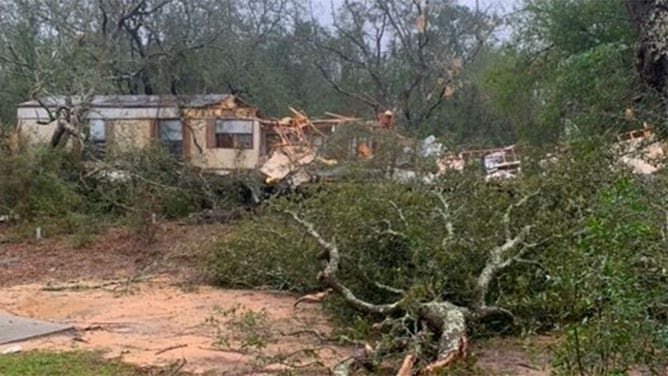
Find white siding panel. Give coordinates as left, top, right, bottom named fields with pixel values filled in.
left=18, top=107, right=180, bottom=120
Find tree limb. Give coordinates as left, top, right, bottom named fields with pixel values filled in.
left=287, top=210, right=404, bottom=315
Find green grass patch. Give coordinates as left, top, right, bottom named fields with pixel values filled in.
left=0, top=351, right=148, bottom=376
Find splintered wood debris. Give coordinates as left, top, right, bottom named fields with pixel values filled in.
left=259, top=109, right=357, bottom=185
left=258, top=109, right=666, bottom=186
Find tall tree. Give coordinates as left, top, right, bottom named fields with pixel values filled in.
left=304, top=0, right=497, bottom=133
left=626, top=0, right=668, bottom=127
left=483, top=0, right=656, bottom=145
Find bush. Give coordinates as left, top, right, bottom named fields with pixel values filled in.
left=0, top=142, right=254, bottom=240
left=210, top=213, right=322, bottom=292
left=212, top=172, right=539, bottom=319
left=552, top=177, right=667, bottom=374
left=86, top=144, right=254, bottom=217
left=0, top=146, right=83, bottom=221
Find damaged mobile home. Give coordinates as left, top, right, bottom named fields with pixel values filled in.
left=18, top=95, right=267, bottom=171
left=16, top=95, right=351, bottom=185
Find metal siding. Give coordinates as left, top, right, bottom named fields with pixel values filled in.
left=18, top=107, right=180, bottom=120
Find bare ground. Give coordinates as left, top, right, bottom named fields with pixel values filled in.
left=0, top=222, right=220, bottom=287
left=0, top=222, right=553, bottom=375
left=0, top=277, right=346, bottom=375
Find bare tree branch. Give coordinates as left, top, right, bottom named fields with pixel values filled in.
left=287, top=210, right=404, bottom=315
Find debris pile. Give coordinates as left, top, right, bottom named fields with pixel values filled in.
left=257, top=110, right=665, bottom=187
left=615, top=125, right=666, bottom=174
left=259, top=108, right=356, bottom=186
left=435, top=145, right=521, bottom=181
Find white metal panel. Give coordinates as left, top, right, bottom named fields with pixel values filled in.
left=87, top=107, right=181, bottom=119
left=17, top=107, right=180, bottom=120
left=17, top=108, right=51, bottom=120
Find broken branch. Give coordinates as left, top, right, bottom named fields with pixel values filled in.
left=293, top=289, right=333, bottom=307
left=287, top=210, right=405, bottom=316
left=396, top=353, right=416, bottom=376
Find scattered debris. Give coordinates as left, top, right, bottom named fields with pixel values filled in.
left=419, top=135, right=444, bottom=157
left=258, top=108, right=357, bottom=187
left=615, top=125, right=666, bottom=174
left=483, top=146, right=522, bottom=181
left=377, top=110, right=394, bottom=130
left=433, top=144, right=522, bottom=181
left=260, top=148, right=315, bottom=185
left=1, top=345, right=22, bottom=354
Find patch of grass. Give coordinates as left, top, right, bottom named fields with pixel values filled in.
left=0, top=351, right=149, bottom=376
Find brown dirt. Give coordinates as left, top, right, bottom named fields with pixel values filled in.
left=473, top=337, right=552, bottom=376
left=0, top=222, right=222, bottom=288
left=0, top=277, right=345, bottom=375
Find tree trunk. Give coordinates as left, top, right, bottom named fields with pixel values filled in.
left=626, top=0, right=668, bottom=127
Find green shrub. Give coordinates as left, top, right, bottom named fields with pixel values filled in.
left=0, top=142, right=253, bottom=239
left=0, top=146, right=83, bottom=221
left=210, top=213, right=322, bottom=292
left=551, top=177, right=667, bottom=374
left=212, top=173, right=535, bottom=320
left=87, top=144, right=253, bottom=217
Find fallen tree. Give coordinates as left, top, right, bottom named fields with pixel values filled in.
left=287, top=189, right=541, bottom=375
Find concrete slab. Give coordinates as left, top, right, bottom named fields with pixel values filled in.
left=0, top=312, right=73, bottom=345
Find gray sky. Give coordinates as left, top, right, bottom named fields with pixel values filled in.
left=459, top=0, right=519, bottom=14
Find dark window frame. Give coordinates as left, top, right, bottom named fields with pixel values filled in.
left=158, top=119, right=184, bottom=158
left=87, top=119, right=106, bottom=159
left=214, top=119, right=254, bottom=150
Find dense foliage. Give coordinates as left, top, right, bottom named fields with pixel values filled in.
left=212, top=142, right=667, bottom=373
left=483, top=0, right=664, bottom=145
left=0, top=143, right=253, bottom=239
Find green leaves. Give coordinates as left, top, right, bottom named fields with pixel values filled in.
left=551, top=175, right=667, bottom=374
left=211, top=140, right=667, bottom=370
left=483, top=0, right=662, bottom=145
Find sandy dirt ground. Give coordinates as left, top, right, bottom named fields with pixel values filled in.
left=0, top=277, right=554, bottom=375
left=0, top=276, right=346, bottom=375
